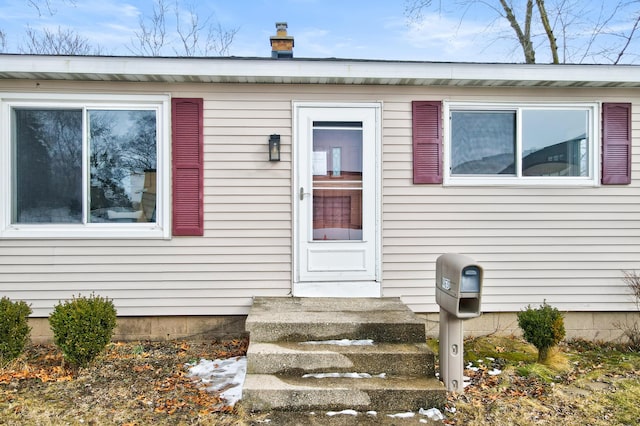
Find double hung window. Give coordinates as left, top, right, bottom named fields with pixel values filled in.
left=444, top=103, right=598, bottom=185
left=1, top=94, right=170, bottom=238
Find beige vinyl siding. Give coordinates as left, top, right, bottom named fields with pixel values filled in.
left=381, top=89, right=640, bottom=313
left=1, top=80, right=639, bottom=316
left=0, top=83, right=295, bottom=316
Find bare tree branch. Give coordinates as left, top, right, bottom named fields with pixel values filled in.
left=175, top=2, right=200, bottom=56
left=499, top=0, right=536, bottom=63
left=19, top=25, right=102, bottom=55
left=404, top=0, right=640, bottom=64
left=129, top=0, right=169, bottom=56
left=174, top=1, right=239, bottom=56
left=577, top=2, right=621, bottom=63
left=205, top=22, right=238, bottom=56
left=548, top=0, right=582, bottom=63
left=129, top=0, right=238, bottom=57
left=0, top=29, right=6, bottom=53
left=536, top=0, right=559, bottom=63
left=27, top=0, right=77, bottom=16
left=404, top=0, right=436, bottom=22
left=614, top=13, right=640, bottom=64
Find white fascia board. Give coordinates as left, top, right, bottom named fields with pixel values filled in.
left=2, top=54, right=640, bottom=87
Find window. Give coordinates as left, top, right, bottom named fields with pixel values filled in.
left=1, top=94, right=170, bottom=238
left=311, top=121, right=364, bottom=241
left=444, top=102, right=598, bottom=186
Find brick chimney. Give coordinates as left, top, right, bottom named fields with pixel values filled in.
left=270, top=22, right=294, bottom=58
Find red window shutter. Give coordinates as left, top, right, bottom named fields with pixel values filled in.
left=412, top=101, right=443, bottom=184
left=172, top=98, right=204, bottom=236
left=602, top=102, right=631, bottom=185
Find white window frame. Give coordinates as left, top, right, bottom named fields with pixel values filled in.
left=443, top=101, right=600, bottom=186
left=0, top=93, right=171, bottom=239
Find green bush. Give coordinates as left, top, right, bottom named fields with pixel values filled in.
left=49, top=294, right=117, bottom=368
left=517, top=302, right=566, bottom=363
left=0, top=297, right=32, bottom=364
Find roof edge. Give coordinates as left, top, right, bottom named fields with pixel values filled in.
left=1, top=54, right=640, bottom=88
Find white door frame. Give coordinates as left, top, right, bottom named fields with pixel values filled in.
left=292, top=102, right=382, bottom=297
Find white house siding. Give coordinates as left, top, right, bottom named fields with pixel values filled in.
left=1, top=80, right=639, bottom=317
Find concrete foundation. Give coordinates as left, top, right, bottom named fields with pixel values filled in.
left=27, top=311, right=635, bottom=344
left=28, top=315, right=246, bottom=344
left=422, top=311, right=636, bottom=343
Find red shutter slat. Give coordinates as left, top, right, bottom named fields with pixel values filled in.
left=602, top=102, right=631, bottom=185
left=412, top=101, right=443, bottom=184
left=172, top=98, right=204, bottom=236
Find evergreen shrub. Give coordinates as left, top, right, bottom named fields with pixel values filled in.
left=517, top=302, right=566, bottom=363
left=49, top=293, right=117, bottom=368
left=0, top=297, right=32, bottom=364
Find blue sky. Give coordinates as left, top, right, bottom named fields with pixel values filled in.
left=1, top=0, right=638, bottom=63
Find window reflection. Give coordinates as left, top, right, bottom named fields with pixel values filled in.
left=11, top=108, right=157, bottom=225
left=13, top=109, right=83, bottom=223
left=89, top=110, right=157, bottom=223
left=450, top=108, right=589, bottom=178
left=522, top=110, right=588, bottom=177
left=312, top=122, right=363, bottom=240
left=451, top=111, right=516, bottom=175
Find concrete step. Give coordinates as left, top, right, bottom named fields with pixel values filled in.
left=246, top=297, right=426, bottom=343
left=242, top=374, right=446, bottom=412
left=243, top=296, right=446, bottom=413
left=247, top=341, right=435, bottom=376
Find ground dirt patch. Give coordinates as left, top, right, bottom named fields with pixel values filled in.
left=1, top=336, right=639, bottom=425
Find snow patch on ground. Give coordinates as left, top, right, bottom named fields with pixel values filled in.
left=184, top=350, right=451, bottom=422
left=324, top=409, right=442, bottom=420
left=301, top=339, right=374, bottom=346
left=327, top=409, right=358, bottom=416
left=420, top=407, right=445, bottom=421
left=388, top=411, right=415, bottom=418
left=303, top=372, right=386, bottom=379
left=463, top=375, right=471, bottom=388
left=186, top=356, right=247, bottom=406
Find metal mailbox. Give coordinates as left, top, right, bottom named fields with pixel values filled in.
left=436, top=253, right=483, bottom=319
left=435, top=253, right=484, bottom=392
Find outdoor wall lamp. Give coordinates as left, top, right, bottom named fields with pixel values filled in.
left=269, top=134, right=281, bottom=161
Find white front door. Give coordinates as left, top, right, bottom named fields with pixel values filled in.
left=294, top=103, right=381, bottom=297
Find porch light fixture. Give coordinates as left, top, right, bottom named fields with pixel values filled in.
left=269, top=134, right=281, bottom=161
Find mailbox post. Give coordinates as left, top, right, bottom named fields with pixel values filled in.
left=435, top=253, right=483, bottom=392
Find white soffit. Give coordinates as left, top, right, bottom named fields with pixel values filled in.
left=1, top=54, right=640, bottom=88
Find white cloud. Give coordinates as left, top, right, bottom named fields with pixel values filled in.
left=400, top=12, right=522, bottom=62
left=295, top=27, right=335, bottom=57
left=74, top=1, right=141, bottom=19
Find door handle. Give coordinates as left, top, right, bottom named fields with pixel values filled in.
left=299, top=187, right=310, bottom=201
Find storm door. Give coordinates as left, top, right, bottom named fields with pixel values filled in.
left=294, top=103, right=381, bottom=297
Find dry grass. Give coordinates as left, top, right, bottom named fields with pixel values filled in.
left=0, top=338, right=257, bottom=425
left=1, top=336, right=639, bottom=425
left=447, top=337, right=640, bottom=425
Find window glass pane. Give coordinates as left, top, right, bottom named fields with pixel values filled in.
left=312, top=122, right=363, bottom=241
left=89, top=110, right=157, bottom=223
left=522, top=110, right=589, bottom=177
left=13, top=109, right=83, bottom=223
left=451, top=111, right=516, bottom=175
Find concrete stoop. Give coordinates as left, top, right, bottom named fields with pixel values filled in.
left=243, top=297, right=446, bottom=413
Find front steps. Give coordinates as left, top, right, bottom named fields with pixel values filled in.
left=242, top=297, right=446, bottom=412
